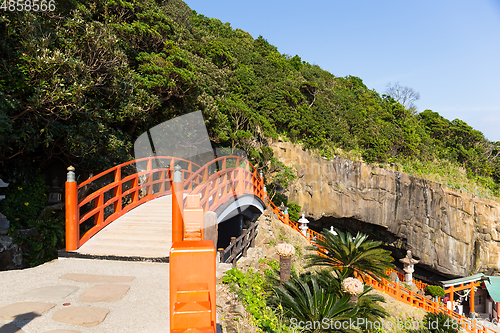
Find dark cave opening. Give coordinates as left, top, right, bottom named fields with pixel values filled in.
left=308, top=216, right=451, bottom=283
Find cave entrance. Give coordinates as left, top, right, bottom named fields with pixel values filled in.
left=216, top=208, right=261, bottom=250
left=309, top=216, right=450, bottom=283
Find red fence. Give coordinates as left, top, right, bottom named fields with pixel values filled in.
left=65, top=156, right=200, bottom=250
left=65, top=155, right=263, bottom=250
left=185, top=156, right=264, bottom=214
left=265, top=192, right=493, bottom=333
left=65, top=154, right=495, bottom=333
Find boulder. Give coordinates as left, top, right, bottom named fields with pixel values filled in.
left=0, top=236, right=22, bottom=270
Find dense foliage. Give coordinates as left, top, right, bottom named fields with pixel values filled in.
left=1, top=0, right=499, bottom=232
left=266, top=230, right=390, bottom=332
left=426, top=285, right=446, bottom=298
left=408, top=312, right=460, bottom=333
left=222, top=265, right=300, bottom=332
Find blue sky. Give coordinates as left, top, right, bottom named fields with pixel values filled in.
left=183, top=0, right=500, bottom=142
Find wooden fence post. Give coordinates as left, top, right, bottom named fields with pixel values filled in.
left=65, top=166, right=79, bottom=251
left=230, top=237, right=237, bottom=267
left=242, top=229, right=248, bottom=257
left=218, top=248, right=224, bottom=263
left=250, top=222, right=256, bottom=247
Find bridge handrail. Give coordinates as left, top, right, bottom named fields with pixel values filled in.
left=267, top=200, right=492, bottom=333
left=78, top=156, right=201, bottom=190
left=183, top=156, right=254, bottom=187
left=68, top=156, right=202, bottom=249
left=182, top=155, right=264, bottom=215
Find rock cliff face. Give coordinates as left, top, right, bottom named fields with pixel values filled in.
left=271, top=140, right=500, bottom=278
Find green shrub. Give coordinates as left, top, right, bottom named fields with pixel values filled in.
left=14, top=212, right=65, bottom=267
left=222, top=267, right=299, bottom=332
left=426, top=285, right=445, bottom=298
left=286, top=201, right=301, bottom=222
left=408, top=311, right=460, bottom=333
left=0, top=174, right=48, bottom=230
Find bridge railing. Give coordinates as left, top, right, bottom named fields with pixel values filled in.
left=266, top=196, right=492, bottom=333
left=65, top=156, right=201, bottom=250
left=184, top=156, right=264, bottom=215
left=218, top=221, right=258, bottom=267
left=362, top=272, right=496, bottom=333
left=65, top=154, right=494, bottom=333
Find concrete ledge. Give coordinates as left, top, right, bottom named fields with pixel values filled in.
left=57, top=250, right=169, bottom=263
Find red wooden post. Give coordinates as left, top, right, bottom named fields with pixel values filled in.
left=131, top=175, right=139, bottom=203
left=259, top=171, right=264, bottom=196
left=172, top=165, right=184, bottom=243
left=65, top=166, right=79, bottom=251
left=95, top=194, right=104, bottom=226
left=146, top=158, right=153, bottom=195
left=159, top=168, right=165, bottom=194
left=113, top=167, right=122, bottom=214
left=470, top=282, right=475, bottom=316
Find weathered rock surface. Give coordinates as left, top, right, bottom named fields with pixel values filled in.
left=271, top=140, right=500, bottom=277
left=0, top=236, right=22, bottom=271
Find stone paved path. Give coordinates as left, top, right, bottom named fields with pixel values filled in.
left=0, top=258, right=169, bottom=332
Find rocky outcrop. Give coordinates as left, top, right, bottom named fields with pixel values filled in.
left=0, top=236, right=22, bottom=270
left=271, top=140, right=500, bottom=278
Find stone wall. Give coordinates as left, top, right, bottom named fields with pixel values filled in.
left=271, top=140, right=500, bottom=278
left=0, top=236, right=22, bottom=270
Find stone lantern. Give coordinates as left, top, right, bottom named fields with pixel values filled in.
left=400, top=250, right=419, bottom=285
left=329, top=226, right=338, bottom=236
left=298, top=213, right=309, bottom=236
left=47, top=177, right=63, bottom=205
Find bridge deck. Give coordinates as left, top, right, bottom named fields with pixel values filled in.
left=75, top=195, right=172, bottom=259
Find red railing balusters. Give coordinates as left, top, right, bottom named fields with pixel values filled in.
left=114, top=167, right=122, bottom=214
left=96, top=194, right=104, bottom=226
left=66, top=157, right=201, bottom=249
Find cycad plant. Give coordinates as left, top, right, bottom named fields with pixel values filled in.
left=316, top=268, right=388, bottom=327
left=272, top=271, right=358, bottom=333
left=355, top=285, right=388, bottom=328
left=306, top=228, right=395, bottom=281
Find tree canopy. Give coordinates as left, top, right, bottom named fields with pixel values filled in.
left=1, top=0, right=499, bottom=198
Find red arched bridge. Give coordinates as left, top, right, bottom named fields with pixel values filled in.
left=62, top=155, right=322, bottom=333
left=62, top=155, right=492, bottom=333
